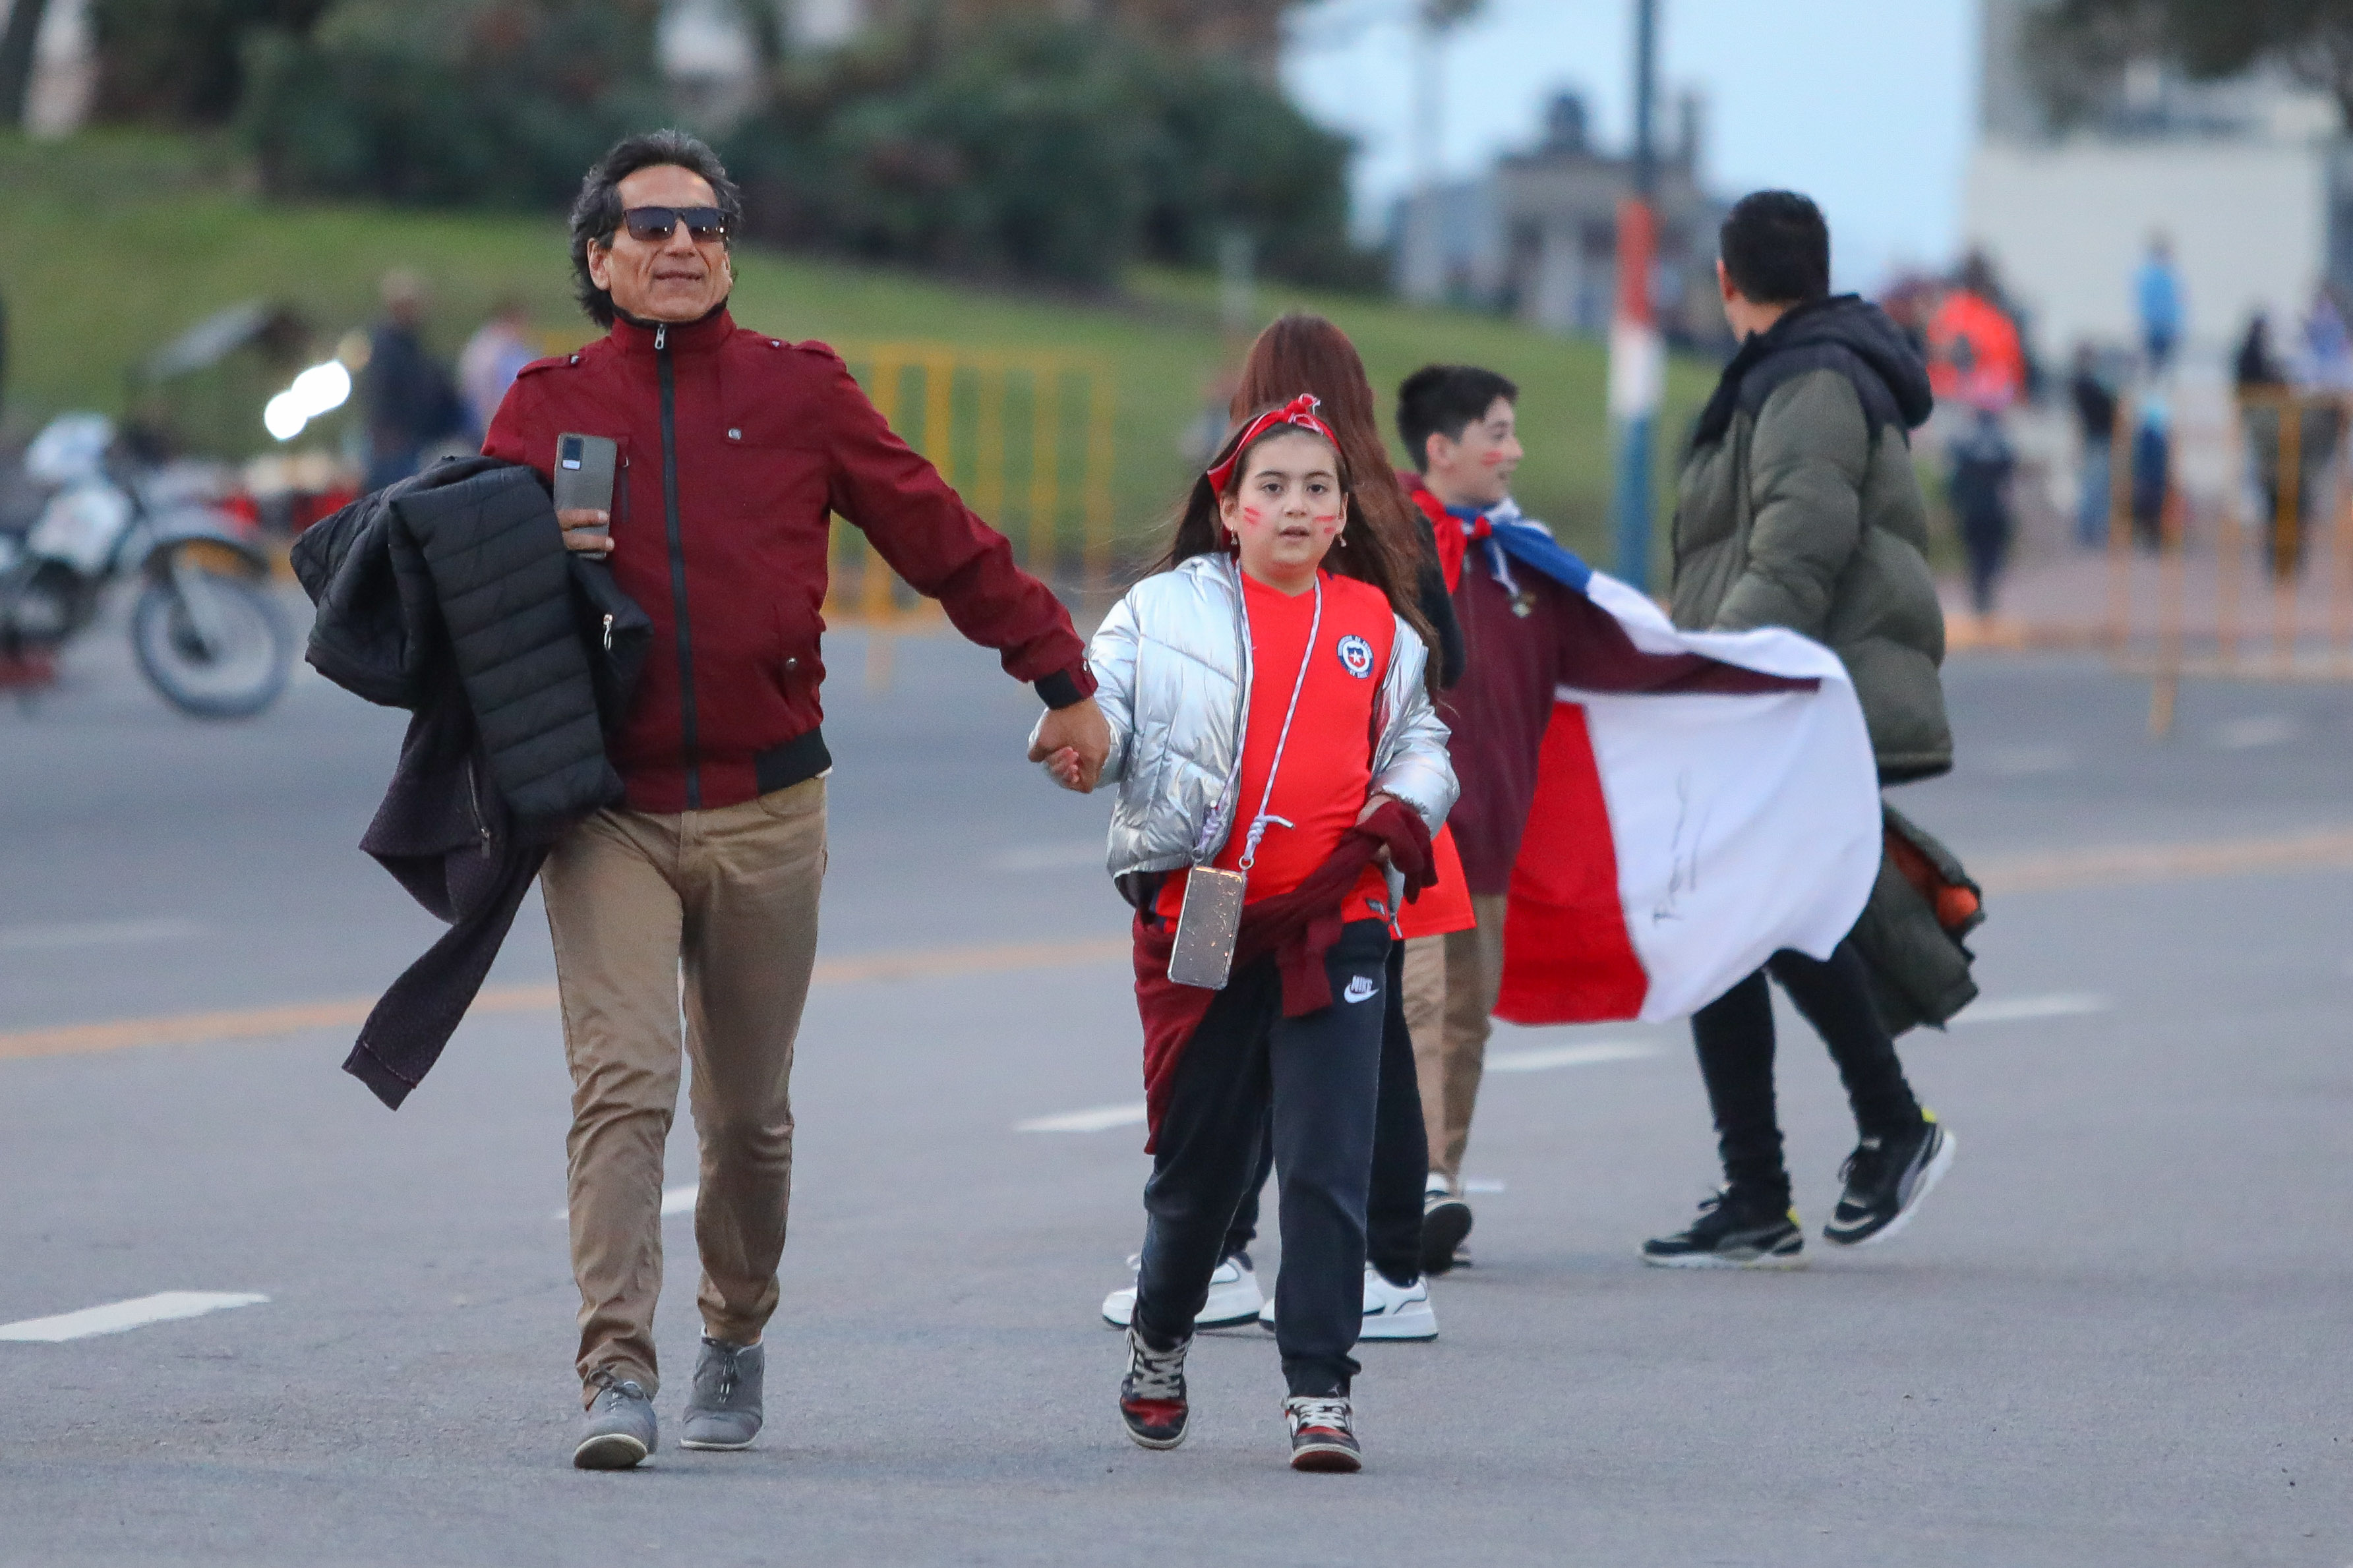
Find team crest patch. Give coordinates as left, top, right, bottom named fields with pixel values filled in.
left=1336, top=634, right=1375, bottom=679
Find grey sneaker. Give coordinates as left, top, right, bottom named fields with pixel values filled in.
left=574, top=1370, right=657, bottom=1470
left=680, top=1337, right=764, bottom=1451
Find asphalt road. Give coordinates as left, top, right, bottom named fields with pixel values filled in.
left=1, top=598, right=2348, bottom=1566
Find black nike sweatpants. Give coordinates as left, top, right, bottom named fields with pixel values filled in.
left=1133, top=919, right=1390, bottom=1398
left=1690, top=938, right=1922, bottom=1205
left=1221, top=937, right=1428, bottom=1285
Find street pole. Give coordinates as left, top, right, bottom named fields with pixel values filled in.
left=1405, top=1, right=1481, bottom=304
left=1608, top=0, right=1664, bottom=592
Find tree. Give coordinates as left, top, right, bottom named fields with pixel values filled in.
left=2030, top=0, right=2353, bottom=132
left=86, top=0, right=333, bottom=124
left=723, top=16, right=1370, bottom=289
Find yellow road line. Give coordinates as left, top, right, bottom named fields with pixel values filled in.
left=5, top=827, right=2350, bottom=1066
left=0, top=936, right=1131, bottom=1064
left=1973, top=827, right=2353, bottom=894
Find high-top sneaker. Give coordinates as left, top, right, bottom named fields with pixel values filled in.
left=1283, top=1395, right=1362, bottom=1473
left=1117, top=1326, right=1191, bottom=1450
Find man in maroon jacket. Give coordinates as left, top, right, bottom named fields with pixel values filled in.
left=484, top=131, right=1109, bottom=1470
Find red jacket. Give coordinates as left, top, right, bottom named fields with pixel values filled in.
left=484, top=309, right=1093, bottom=813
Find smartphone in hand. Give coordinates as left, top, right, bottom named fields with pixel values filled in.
left=553, top=433, right=618, bottom=550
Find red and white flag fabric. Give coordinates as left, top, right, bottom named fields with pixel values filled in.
left=1494, top=569, right=1882, bottom=1026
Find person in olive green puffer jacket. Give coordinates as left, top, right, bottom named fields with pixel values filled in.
left=1642, top=191, right=1959, bottom=1274
left=1669, top=264, right=1951, bottom=782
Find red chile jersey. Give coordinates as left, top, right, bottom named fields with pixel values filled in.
left=1157, top=569, right=1396, bottom=926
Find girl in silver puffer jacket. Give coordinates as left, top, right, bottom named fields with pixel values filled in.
left=1037, top=395, right=1456, bottom=1474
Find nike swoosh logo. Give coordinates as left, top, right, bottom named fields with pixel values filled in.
left=1343, top=977, right=1377, bottom=1004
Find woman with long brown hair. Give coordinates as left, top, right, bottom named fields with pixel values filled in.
left=1230, top=314, right=1464, bottom=689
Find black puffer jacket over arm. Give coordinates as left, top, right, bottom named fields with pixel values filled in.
left=294, top=459, right=649, bottom=1107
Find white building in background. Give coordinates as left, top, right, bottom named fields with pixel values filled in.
left=1390, top=90, right=1728, bottom=345
left=1965, top=0, right=2353, bottom=363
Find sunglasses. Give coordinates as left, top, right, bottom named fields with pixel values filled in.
left=616, top=206, right=730, bottom=243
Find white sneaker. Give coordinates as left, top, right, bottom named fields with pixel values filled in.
left=1255, top=1265, right=1439, bottom=1341
left=1100, top=1252, right=1265, bottom=1329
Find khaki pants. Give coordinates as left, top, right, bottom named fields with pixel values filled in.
left=1410, top=894, right=1506, bottom=1184
left=541, top=778, right=826, bottom=1401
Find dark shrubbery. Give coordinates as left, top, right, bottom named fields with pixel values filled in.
left=88, top=0, right=335, bottom=125
left=222, top=4, right=1369, bottom=291
left=236, top=0, right=669, bottom=209
left=723, top=19, right=1375, bottom=291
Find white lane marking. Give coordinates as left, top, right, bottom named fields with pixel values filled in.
left=984, top=842, right=1101, bottom=872
left=0, top=917, right=202, bottom=953
left=0, top=1291, right=268, bottom=1343
left=1460, top=1178, right=1507, bottom=1194
left=2212, top=715, right=2299, bottom=751
left=1017, top=1102, right=1147, bottom=1133
left=1951, top=993, right=2110, bottom=1026
left=1483, top=1041, right=1660, bottom=1074
left=553, top=1184, right=700, bottom=1222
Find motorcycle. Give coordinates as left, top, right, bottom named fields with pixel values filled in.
left=0, top=413, right=293, bottom=719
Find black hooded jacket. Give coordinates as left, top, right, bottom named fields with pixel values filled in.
left=1692, top=294, right=1935, bottom=453
left=294, top=459, right=649, bottom=1107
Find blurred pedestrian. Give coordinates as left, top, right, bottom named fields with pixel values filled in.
left=2235, top=310, right=2340, bottom=580
left=458, top=295, right=537, bottom=442
left=2130, top=389, right=2172, bottom=550
left=1946, top=409, right=2016, bottom=616
left=1928, top=256, right=2024, bottom=620
left=1095, top=314, right=1468, bottom=1344
left=1654, top=190, right=1956, bottom=1266
left=360, top=270, right=464, bottom=491
left=2137, top=232, right=2184, bottom=373
left=483, top=131, right=1107, bottom=1471
left=2300, top=285, right=2353, bottom=392
left=1040, top=397, right=1454, bottom=1473
left=2069, top=343, right=2118, bottom=549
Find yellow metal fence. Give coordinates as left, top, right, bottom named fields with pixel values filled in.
left=820, top=343, right=1117, bottom=631
left=2108, top=387, right=2353, bottom=734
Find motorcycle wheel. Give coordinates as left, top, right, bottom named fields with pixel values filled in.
left=131, top=566, right=292, bottom=719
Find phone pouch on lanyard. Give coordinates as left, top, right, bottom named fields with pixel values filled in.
left=1168, top=866, right=1247, bottom=989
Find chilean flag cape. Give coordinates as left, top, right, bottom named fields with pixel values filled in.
left=1441, top=502, right=1881, bottom=1024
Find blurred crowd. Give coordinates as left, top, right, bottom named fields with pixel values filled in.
left=1878, top=233, right=2353, bottom=633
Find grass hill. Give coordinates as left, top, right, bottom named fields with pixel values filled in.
left=0, top=131, right=1715, bottom=573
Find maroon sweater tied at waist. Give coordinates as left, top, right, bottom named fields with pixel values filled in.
left=1130, top=800, right=1435, bottom=1150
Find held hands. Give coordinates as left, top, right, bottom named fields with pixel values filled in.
left=558, top=508, right=613, bottom=558
left=1357, top=792, right=1400, bottom=864
left=1030, top=695, right=1110, bottom=793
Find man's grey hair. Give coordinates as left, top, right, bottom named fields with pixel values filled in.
left=568, top=130, right=744, bottom=328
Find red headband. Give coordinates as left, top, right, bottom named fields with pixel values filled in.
left=1205, top=393, right=1341, bottom=495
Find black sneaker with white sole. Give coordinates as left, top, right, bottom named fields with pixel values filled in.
left=1419, top=1186, right=1473, bottom=1277
left=1640, top=1188, right=1805, bottom=1268
left=1823, top=1111, right=1955, bottom=1248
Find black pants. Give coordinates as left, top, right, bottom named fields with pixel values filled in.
left=1221, top=940, right=1429, bottom=1286
left=1690, top=939, right=1921, bottom=1205
left=1135, top=919, right=1390, bottom=1397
